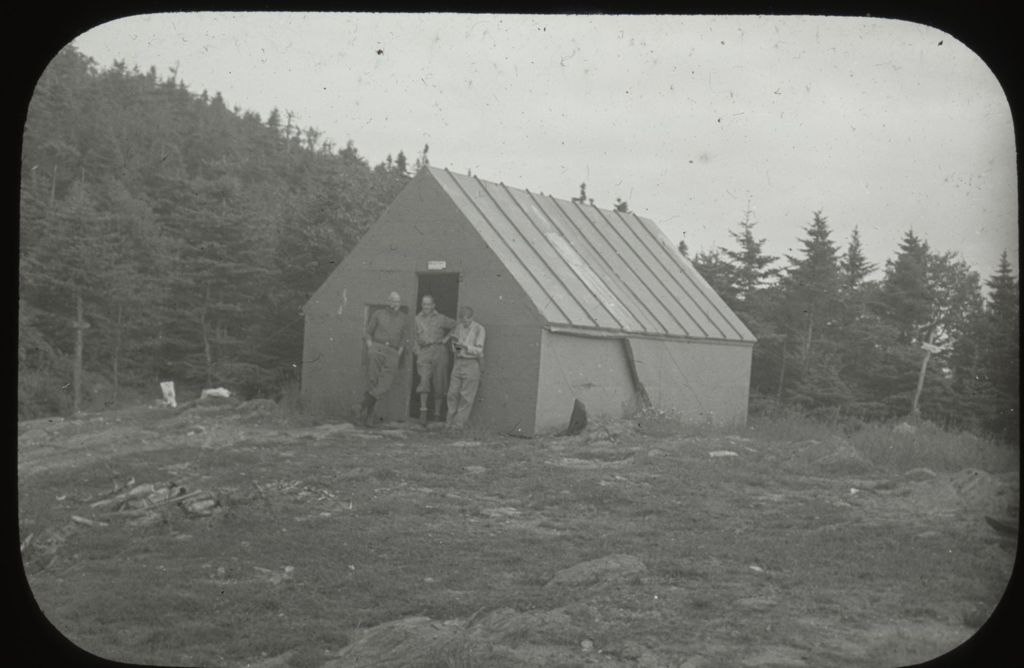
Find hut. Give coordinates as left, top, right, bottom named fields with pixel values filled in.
left=301, top=167, right=755, bottom=435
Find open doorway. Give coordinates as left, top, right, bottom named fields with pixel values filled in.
left=408, top=273, right=460, bottom=420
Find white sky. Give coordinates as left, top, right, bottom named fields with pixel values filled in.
left=69, top=12, right=1017, bottom=280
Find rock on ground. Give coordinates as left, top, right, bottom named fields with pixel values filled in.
left=902, top=467, right=938, bottom=482
left=469, top=607, right=581, bottom=645
left=951, top=468, right=1018, bottom=516
left=741, top=645, right=808, bottom=667
left=814, top=443, right=874, bottom=475
left=322, top=616, right=482, bottom=668
left=546, top=554, right=648, bottom=587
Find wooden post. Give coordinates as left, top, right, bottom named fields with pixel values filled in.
left=621, top=338, right=651, bottom=411
left=776, top=339, right=787, bottom=402
left=910, top=351, right=929, bottom=419
left=201, top=286, right=213, bottom=387
left=71, top=293, right=90, bottom=414
left=112, top=304, right=123, bottom=403
left=803, top=316, right=813, bottom=363
left=50, top=164, right=57, bottom=206
left=911, top=333, right=940, bottom=419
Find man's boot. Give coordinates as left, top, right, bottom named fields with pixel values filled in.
left=363, top=394, right=377, bottom=427
left=357, top=392, right=371, bottom=423
left=417, top=394, right=428, bottom=427
left=434, top=400, right=444, bottom=424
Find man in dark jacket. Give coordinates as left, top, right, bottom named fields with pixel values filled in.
left=359, top=291, right=410, bottom=426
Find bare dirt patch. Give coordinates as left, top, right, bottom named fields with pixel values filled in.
left=18, top=405, right=1019, bottom=667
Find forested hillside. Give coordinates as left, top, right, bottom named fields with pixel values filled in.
left=20, top=46, right=415, bottom=416
left=19, top=46, right=1018, bottom=442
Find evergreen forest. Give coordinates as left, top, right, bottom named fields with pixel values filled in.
left=18, top=46, right=1019, bottom=442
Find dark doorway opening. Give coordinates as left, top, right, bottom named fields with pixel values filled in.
left=409, top=273, right=460, bottom=420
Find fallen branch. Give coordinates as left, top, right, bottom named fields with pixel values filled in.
left=91, top=482, right=186, bottom=511
left=100, top=489, right=206, bottom=516
left=71, top=515, right=109, bottom=527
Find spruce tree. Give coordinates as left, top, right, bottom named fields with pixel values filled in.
left=982, top=252, right=1020, bottom=438
left=720, top=206, right=779, bottom=302
left=691, top=250, right=738, bottom=308
left=841, top=226, right=876, bottom=290
left=881, top=230, right=932, bottom=344
left=783, top=211, right=842, bottom=362
left=778, top=211, right=847, bottom=410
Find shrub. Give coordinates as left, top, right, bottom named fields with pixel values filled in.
left=849, top=420, right=1018, bottom=474
left=751, top=408, right=1018, bottom=475
left=630, top=405, right=711, bottom=438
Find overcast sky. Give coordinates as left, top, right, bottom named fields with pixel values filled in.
left=69, top=12, right=1017, bottom=280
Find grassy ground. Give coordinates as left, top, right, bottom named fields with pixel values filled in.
left=18, top=402, right=1019, bottom=667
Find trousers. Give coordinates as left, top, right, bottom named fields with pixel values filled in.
left=415, top=344, right=450, bottom=396
left=366, top=344, right=400, bottom=399
left=446, top=358, right=481, bottom=428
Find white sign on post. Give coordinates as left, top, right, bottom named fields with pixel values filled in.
left=160, top=381, right=177, bottom=408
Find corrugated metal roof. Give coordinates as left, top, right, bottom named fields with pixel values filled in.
left=428, top=166, right=756, bottom=343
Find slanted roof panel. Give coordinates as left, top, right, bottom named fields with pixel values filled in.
left=426, top=167, right=755, bottom=343
left=529, top=194, right=655, bottom=332
left=504, top=185, right=640, bottom=331
left=575, top=204, right=707, bottom=337
left=629, top=213, right=756, bottom=341
left=475, top=180, right=610, bottom=328
left=605, top=208, right=731, bottom=339
left=433, top=171, right=570, bottom=325
left=544, top=197, right=668, bottom=334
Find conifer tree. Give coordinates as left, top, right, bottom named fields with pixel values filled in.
left=720, top=206, right=779, bottom=302
left=841, top=226, right=876, bottom=290
left=777, top=211, right=846, bottom=410
left=982, top=252, right=1020, bottom=437
left=691, top=250, right=738, bottom=308
left=413, top=144, right=429, bottom=173
left=20, top=181, right=121, bottom=412
left=881, top=230, right=932, bottom=344
left=782, top=211, right=842, bottom=362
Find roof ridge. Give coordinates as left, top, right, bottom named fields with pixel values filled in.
left=435, top=166, right=645, bottom=218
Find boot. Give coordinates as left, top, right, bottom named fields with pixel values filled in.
left=419, top=394, right=429, bottom=427
left=357, top=392, right=372, bottom=423
left=434, top=400, right=444, bottom=423
left=362, top=395, right=377, bottom=427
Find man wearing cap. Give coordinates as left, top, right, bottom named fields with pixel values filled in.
left=359, top=291, right=410, bottom=427
left=413, top=295, right=457, bottom=427
left=445, top=306, right=486, bottom=430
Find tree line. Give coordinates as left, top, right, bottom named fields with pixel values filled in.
left=19, top=45, right=420, bottom=417
left=680, top=207, right=1018, bottom=441
left=19, top=46, right=1018, bottom=443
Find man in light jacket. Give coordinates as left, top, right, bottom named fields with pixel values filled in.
left=445, top=306, right=485, bottom=430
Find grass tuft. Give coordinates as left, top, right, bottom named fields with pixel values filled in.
left=752, top=411, right=1019, bottom=475
left=849, top=421, right=1017, bottom=474
left=631, top=405, right=710, bottom=437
